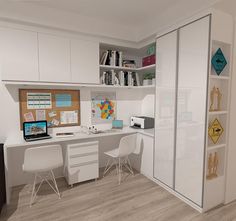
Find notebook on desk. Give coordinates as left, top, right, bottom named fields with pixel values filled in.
left=23, top=121, right=51, bottom=142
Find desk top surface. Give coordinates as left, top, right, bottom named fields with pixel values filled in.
left=4, top=127, right=154, bottom=148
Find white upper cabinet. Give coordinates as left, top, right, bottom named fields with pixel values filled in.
left=38, top=34, right=71, bottom=82
left=0, top=28, right=39, bottom=81
left=71, top=39, right=99, bottom=84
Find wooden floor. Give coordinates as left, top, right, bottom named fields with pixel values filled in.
left=1, top=170, right=236, bottom=221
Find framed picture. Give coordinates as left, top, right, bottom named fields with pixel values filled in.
left=91, top=91, right=116, bottom=124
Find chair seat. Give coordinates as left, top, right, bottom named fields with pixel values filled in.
left=23, top=161, right=63, bottom=173
left=104, top=148, right=119, bottom=158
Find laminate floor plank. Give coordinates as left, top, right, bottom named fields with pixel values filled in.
left=1, top=171, right=236, bottom=221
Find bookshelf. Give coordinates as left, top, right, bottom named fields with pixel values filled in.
left=100, top=64, right=156, bottom=72
left=99, top=43, right=156, bottom=88
left=204, top=36, right=232, bottom=210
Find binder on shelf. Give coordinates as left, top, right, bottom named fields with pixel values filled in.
left=134, top=72, right=141, bottom=86
left=111, top=69, right=116, bottom=85
left=119, top=51, right=123, bottom=67
left=110, top=51, right=116, bottom=66
left=128, top=72, right=133, bottom=86
left=105, top=50, right=112, bottom=65
left=100, top=51, right=108, bottom=65
left=100, top=71, right=106, bottom=84
left=118, top=71, right=125, bottom=86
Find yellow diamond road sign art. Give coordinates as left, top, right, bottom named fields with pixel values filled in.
left=208, top=118, right=224, bottom=144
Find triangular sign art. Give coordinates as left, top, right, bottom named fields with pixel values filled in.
left=211, top=48, right=227, bottom=76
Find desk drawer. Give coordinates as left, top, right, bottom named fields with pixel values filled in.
left=68, top=141, right=98, bottom=156
left=67, top=162, right=99, bottom=184
left=69, top=154, right=98, bottom=166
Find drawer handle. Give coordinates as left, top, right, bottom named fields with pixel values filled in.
left=69, top=142, right=99, bottom=149
left=70, top=160, right=98, bottom=168
left=70, top=152, right=98, bottom=158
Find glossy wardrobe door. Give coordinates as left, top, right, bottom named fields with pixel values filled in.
left=175, top=16, right=210, bottom=206
left=154, top=30, right=178, bottom=188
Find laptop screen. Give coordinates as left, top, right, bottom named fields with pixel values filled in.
left=23, top=121, right=47, bottom=137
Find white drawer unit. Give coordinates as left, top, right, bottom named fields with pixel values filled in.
left=64, top=141, right=99, bottom=185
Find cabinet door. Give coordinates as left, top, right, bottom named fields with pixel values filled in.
left=38, top=34, right=71, bottom=82
left=175, top=16, right=210, bottom=206
left=71, top=39, right=99, bottom=84
left=130, top=134, right=154, bottom=179
left=154, top=30, right=178, bottom=188
left=140, top=135, right=154, bottom=178
left=0, top=28, right=39, bottom=81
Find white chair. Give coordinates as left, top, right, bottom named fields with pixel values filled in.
left=103, top=134, right=137, bottom=184
left=23, top=144, right=63, bottom=206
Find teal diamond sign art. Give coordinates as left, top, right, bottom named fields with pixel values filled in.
left=211, top=48, right=227, bottom=76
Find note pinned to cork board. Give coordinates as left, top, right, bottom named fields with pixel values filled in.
left=19, top=89, right=80, bottom=129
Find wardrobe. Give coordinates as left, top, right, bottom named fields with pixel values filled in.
left=154, top=11, right=233, bottom=211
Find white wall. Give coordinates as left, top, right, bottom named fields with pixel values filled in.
left=0, top=78, right=154, bottom=143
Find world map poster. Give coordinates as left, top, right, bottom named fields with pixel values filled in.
left=91, top=91, right=116, bottom=124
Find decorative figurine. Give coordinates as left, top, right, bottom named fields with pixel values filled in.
left=210, top=86, right=217, bottom=111
left=212, top=152, right=219, bottom=178
left=207, top=153, right=214, bottom=179
left=207, top=152, right=219, bottom=180
left=209, top=86, right=222, bottom=111
left=216, top=87, right=222, bottom=111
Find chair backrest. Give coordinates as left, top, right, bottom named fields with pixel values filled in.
left=23, top=144, right=63, bottom=172
left=118, top=134, right=137, bottom=157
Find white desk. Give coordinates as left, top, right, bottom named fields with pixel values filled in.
left=4, top=127, right=154, bottom=148
left=4, top=127, right=154, bottom=204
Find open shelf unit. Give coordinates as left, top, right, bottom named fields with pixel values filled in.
left=100, top=64, right=156, bottom=72
left=99, top=43, right=156, bottom=87
left=204, top=37, right=232, bottom=210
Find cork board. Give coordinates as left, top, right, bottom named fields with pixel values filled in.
left=19, top=89, right=80, bottom=129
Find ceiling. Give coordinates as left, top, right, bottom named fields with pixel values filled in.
left=214, top=0, right=236, bottom=16
left=21, top=0, right=177, bottom=27
left=0, top=0, right=225, bottom=42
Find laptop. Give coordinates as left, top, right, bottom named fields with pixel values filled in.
left=23, top=121, right=52, bottom=142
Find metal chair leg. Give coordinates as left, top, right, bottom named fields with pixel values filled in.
left=30, top=173, right=37, bottom=207
left=118, top=158, right=121, bottom=185
left=127, top=157, right=134, bottom=175
left=103, top=158, right=111, bottom=177
left=50, top=170, right=61, bottom=199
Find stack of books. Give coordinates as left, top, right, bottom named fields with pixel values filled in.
left=122, top=60, right=136, bottom=68
left=100, top=70, right=141, bottom=86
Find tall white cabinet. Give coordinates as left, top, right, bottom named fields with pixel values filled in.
left=154, top=30, right=177, bottom=188
left=155, top=16, right=210, bottom=207
left=175, top=17, right=210, bottom=206
left=154, top=11, right=233, bottom=211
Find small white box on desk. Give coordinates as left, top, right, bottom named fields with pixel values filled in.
left=64, top=141, right=99, bottom=186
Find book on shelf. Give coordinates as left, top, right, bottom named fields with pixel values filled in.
left=100, top=70, right=140, bottom=87
left=100, top=50, right=124, bottom=67
left=100, top=51, right=107, bottom=65
left=118, top=51, right=123, bottom=67
left=134, top=72, right=141, bottom=86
